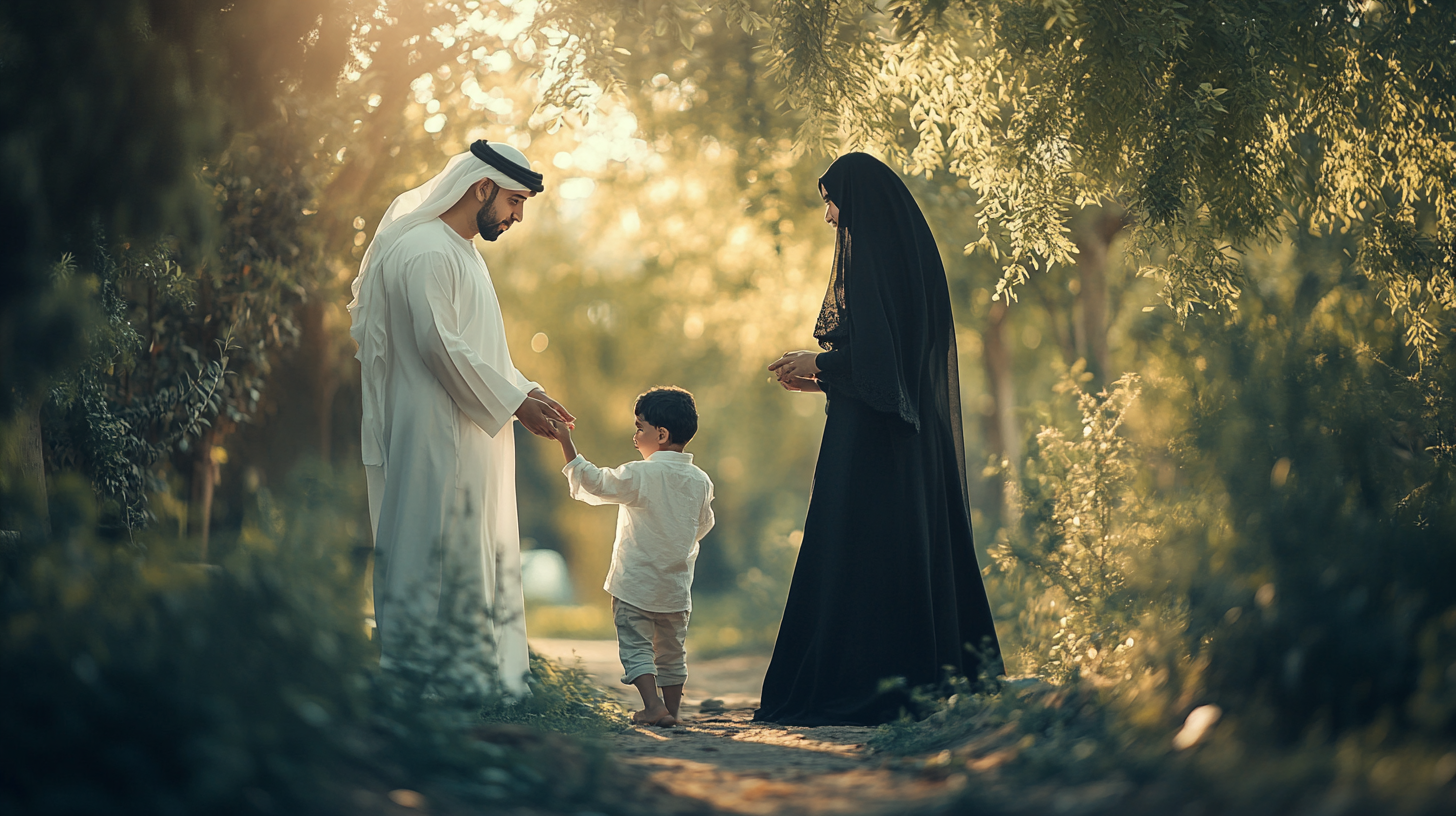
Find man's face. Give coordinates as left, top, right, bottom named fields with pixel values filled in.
left=475, top=180, right=535, bottom=241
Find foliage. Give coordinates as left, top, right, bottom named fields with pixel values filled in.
left=34, top=4, right=468, bottom=541
left=0, top=465, right=630, bottom=816
left=43, top=239, right=229, bottom=534
left=1010, top=278, right=1455, bottom=726
left=189, top=121, right=330, bottom=428
left=873, top=281, right=1456, bottom=808
left=39, top=119, right=323, bottom=540
left=871, top=677, right=1456, bottom=815
left=537, top=0, right=1456, bottom=364
left=991, top=369, right=1175, bottom=684
left=0, top=0, right=355, bottom=415
left=884, top=265, right=1454, bottom=811
left=482, top=651, right=630, bottom=734
left=1170, top=294, right=1456, bottom=737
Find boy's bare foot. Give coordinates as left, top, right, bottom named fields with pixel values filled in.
left=632, top=703, right=676, bottom=727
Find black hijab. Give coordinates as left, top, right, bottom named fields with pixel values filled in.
left=814, top=153, right=967, bottom=493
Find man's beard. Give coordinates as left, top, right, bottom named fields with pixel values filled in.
left=476, top=207, right=508, bottom=241
left=475, top=186, right=507, bottom=241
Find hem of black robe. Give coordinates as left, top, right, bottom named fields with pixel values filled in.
left=752, top=694, right=916, bottom=727
left=752, top=712, right=874, bottom=728
left=751, top=710, right=898, bottom=727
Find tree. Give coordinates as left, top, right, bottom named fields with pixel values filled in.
left=0, top=0, right=361, bottom=541
left=0, top=1, right=355, bottom=412
left=43, top=239, right=228, bottom=537
left=535, top=0, right=1456, bottom=364
left=20, top=3, right=478, bottom=551
left=390, top=2, right=834, bottom=605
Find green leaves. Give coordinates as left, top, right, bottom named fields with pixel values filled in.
left=540, top=0, right=1456, bottom=361
left=1356, top=210, right=1456, bottom=369
left=992, top=368, right=1154, bottom=683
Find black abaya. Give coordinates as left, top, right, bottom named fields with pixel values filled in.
left=754, top=154, right=1002, bottom=727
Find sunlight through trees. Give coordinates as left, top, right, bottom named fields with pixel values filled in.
left=3, top=2, right=1456, bottom=813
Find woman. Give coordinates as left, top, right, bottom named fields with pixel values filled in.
left=756, top=153, right=1002, bottom=726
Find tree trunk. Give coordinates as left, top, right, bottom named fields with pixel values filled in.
left=299, top=300, right=341, bottom=460
left=1028, top=272, right=1078, bottom=366
left=191, top=425, right=219, bottom=562
left=1072, top=207, right=1127, bottom=387
left=12, top=404, right=51, bottom=538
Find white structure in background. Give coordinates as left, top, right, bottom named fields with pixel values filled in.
left=521, top=547, right=574, bottom=604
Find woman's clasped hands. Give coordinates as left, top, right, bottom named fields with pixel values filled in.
left=768, top=350, right=822, bottom=393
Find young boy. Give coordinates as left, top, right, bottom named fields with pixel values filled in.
left=549, top=386, right=714, bottom=727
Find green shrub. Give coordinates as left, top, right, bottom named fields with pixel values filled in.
left=1175, top=302, right=1456, bottom=738
left=0, top=464, right=629, bottom=815
left=881, top=275, right=1456, bottom=811
left=987, top=275, right=1456, bottom=735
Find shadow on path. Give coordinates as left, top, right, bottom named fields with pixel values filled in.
left=531, top=639, right=965, bottom=816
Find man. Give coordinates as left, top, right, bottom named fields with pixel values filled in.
left=348, top=140, right=571, bottom=697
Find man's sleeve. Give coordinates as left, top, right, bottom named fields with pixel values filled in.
left=512, top=368, right=543, bottom=396
left=562, top=455, right=642, bottom=506
left=404, top=251, right=528, bottom=436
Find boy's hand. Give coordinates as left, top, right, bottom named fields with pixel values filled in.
left=550, top=419, right=579, bottom=463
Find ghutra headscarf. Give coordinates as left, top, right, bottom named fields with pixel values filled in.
left=347, top=141, right=544, bottom=468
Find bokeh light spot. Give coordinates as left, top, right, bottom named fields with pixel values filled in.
left=683, top=314, right=704, bottom=339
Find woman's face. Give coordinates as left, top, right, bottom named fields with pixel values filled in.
left=819, top=183, right=840, bottom=227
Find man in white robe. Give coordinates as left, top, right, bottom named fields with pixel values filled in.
left=348, top=141, right=571, bottom=697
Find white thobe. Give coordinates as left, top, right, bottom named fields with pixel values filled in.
left=366, top=219, right=538, bottom=697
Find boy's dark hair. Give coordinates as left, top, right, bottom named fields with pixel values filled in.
left=634, top=386, right=698, bottom=445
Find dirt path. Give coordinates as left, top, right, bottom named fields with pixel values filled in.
left=530, top=639, right=965, bottom=815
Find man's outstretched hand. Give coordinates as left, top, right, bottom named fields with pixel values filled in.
left=515, top=397, right=565, bottom=438
left=529, top=389, right=575, bottom=426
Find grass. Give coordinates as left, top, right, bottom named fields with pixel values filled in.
left=869, top=677, right=1456, bottom=816
left=484, top=651, right=631, bottom=735
left=0, top=467, right=655, bottom=816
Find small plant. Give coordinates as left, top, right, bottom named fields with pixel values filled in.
left=992, top=367, right=1172, bottom=685
left=481, top=651, right=630, bottom=734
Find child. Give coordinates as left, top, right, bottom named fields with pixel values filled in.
left=549, top=386, right=714, bottom=727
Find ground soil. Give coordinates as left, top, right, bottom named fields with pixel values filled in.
left=530, top=639, right=967, bottom=816
left=523, top=640, right=1456, bottom=816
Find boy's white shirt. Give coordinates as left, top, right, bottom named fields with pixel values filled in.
left=562, top=450, right=715, bottom=613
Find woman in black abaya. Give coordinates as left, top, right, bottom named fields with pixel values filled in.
left=757, top=153, right=1002, bottom=727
